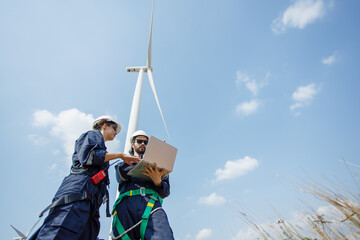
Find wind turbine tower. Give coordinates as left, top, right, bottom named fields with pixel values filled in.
left=110, top=1, right=170, bottom=238
left=123, top=0, right=169, bottom=155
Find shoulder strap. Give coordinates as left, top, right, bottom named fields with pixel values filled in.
left=139, top=193, right=159, bottom=240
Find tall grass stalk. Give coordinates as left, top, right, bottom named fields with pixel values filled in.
left=237, top=169, right=360, bottom=240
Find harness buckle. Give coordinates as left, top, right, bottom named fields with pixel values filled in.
left=140, top=187, right=146, bottom=196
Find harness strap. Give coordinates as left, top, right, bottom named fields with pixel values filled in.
left=112, top=187, right=163, bottom=240
left=113, top=211, right=131, bottom=240
left=39, top=191, right=91, bottom=217
left=111, top=207, right=163, bottom=240
left=104, top=189, right=111, bottom=217
left=139, top=195, right=157, bottom=240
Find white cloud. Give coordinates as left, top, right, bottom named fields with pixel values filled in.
left=215, top=156, right=259, bottom=182
left=290, top=83, right=320, bottom=114
left=236, top=71, right=268, bottom=96
left=32, top=110, right=56, bottom=127
left=184, top=234, right=191, bottom=240
left=232, top=229, right=259, bottom=240
left=322, top=53, right=336, bottom=65
left=235, top=71, right=268, bottom=117
left=198, top=192, right=226, bottom=206
left=232, top=219, right=293, bottom=240
left=28, top=134, right=49, bottom=146
left=32, top=108, right=121, bottom=166
left=195, top=228, right=213, bottom=240
left=236, top=99, right=261, bottom=116
left=49, top=163, right=57, bottom=170
left=272, top=0, right=330, bottom=34
left=292, top=83, right=318, bottom=102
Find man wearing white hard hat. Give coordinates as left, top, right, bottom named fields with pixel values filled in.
left=112, top=130, right=174, bottom=240
left=30, top=116, right=140, bottom=240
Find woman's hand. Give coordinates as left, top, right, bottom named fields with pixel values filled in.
left=120, top=153, right=140, bottom=166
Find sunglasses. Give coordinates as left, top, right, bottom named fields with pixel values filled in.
left=135, top=139, right=148, bottom=145
left=107, top=123, right=117, bottom=132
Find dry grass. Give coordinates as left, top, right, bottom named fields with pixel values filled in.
left=236, top=169, right=360, bottom=240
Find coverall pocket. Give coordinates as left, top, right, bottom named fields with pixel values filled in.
left=49, top=201, right=90, bottom=233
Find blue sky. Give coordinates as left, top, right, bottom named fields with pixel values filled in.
left=1, top=0, right=360, bottom=239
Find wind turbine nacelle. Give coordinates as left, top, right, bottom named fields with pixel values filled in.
left=126, top=66, right=152, bottom=73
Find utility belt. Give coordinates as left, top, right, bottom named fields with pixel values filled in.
left=111, top=187, right=163, bottom=240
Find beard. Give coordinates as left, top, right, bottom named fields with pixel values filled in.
left=135, top=146, right=146, bottom=155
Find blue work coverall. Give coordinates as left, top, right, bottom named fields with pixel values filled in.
left=30, top=130, right=110, bottom=240
left=112, top=161, right=174, bottom=240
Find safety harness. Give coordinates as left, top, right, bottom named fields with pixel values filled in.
left=39, top=163, right=114, bottom=219
left=111, top=187, right=163, bottom=240
left=39, top=191, right=91, bottom=217
left=71, top=165, right=112, bottom=217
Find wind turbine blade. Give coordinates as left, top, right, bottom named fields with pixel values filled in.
left=147, top=69, right=170, bottom=140
left=147, top=0, right=155, bottom=69
left=10, top=225, right=26, bottom=238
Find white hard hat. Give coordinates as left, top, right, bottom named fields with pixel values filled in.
left=130, top=130, right=149, bottom=143
left=93, top=115, right=121, bottom=133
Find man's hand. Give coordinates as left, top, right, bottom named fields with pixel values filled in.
left=120, top=154, right=140, bottom=166
left=142, top=163, right=165, bottom=187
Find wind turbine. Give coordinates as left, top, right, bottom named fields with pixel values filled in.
left=110, top=1, right=169, bottom=238
left=11, top=225, right=27, bottom=240
left=123, top=0, right=169, bottom=154
left=11, top=217, right=43, bottom=240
